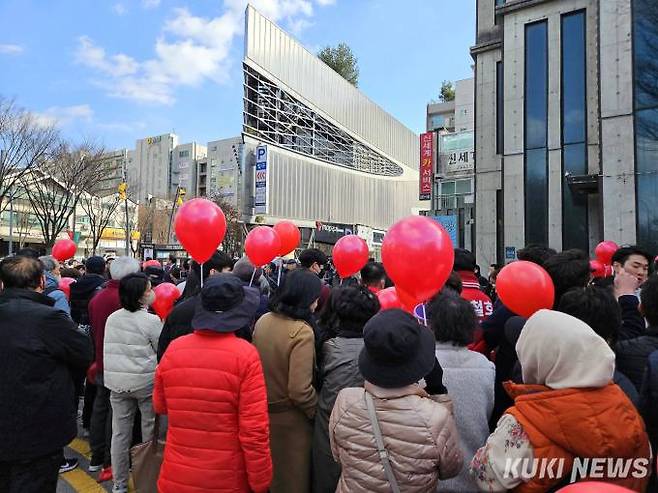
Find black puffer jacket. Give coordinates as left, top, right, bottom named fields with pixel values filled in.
left=615, top=326, right=658, bottom=391
left=69, top=273, right=106, bottom=325
left=0, top=289, right=92, bottom=461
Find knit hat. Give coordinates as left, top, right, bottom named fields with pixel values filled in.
left=358, top=309, right=436, bottom=388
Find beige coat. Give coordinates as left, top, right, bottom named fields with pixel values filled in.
left=253, top=312, right=317, bottom=493
left=329, top=382, right=463, bottom=493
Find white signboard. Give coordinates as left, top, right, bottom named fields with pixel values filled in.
left=254, top=145, right=268, bottom=214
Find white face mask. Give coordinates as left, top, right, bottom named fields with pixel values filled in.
left=142, top=290, right=156, bottom=307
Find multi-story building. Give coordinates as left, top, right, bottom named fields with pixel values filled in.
left=472, top=0, right=658, bottom=266
left=240, top=6, right=421, bottom=254
left=201, top=137, right=242, bottom=205
left=129, top=133, right=178, bottom=201
left=94, top=149, right=128, bottom=198
left=171, top=142, right=207, bottom=198
left=424, top=78, right=475, bottom=250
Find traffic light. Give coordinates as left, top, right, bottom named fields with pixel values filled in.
left=176, top=187, right=186, bottom=206
left=118, top=182, right=127, bottom=200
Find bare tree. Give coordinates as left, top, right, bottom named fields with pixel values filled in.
left=212, top=195, right=244, bottom=258
left=16, top=209, right=39, bottom=249
left=0, top=97, right=58, bottom=214
left=21, top=141, right=107, bottom=250
left=79, top=193, right=121, bottom=255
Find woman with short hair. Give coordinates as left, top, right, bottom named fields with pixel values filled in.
left=103, top=273, right=162, bottom=493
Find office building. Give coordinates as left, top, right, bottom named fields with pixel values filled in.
left=201, top=137, right=242, bottom=205
left=130, top=133, right=178, bottom=201
left=171, top=142, right=207, bottom=197
left=472, top=0, right=658, bottom=266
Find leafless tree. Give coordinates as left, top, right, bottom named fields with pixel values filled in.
left=16, top=209, right=39, bottom=249
left=212, top=196, right=244, bottom=258
left=79, top=193, right=121, bottom=255
left=21, top=141, right=107, bottom=250
left=0, top=97, right=59, bottom=214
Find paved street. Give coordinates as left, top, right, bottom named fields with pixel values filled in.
left=57, top=436, right=114, bottom=493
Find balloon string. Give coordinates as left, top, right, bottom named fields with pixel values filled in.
left=249, top=267, right=257, bottom=287
left=277, top=259, right=282, bottom=287
left=200, top=263, right=204, bottom=288
left=421, top=303, right=427, bottom=327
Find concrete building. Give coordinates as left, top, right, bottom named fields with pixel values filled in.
left=424, top=78, right=475, bottom=250
left=94, top=149, right=128, bottom=198
left=201, top=137, right=242, bottom=205
left=472, top=0, right=658, bottom=266
left=130, top=133, right=178, bottom=201
left=240, top=6, right=421, bottom=254
left=171, top=142, right=206, bottom=198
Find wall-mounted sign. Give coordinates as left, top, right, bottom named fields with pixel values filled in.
left=431, top=215, right=458, bottom=247
left=254, top=145, right=268, bottom=214
left=419, top=132, right=433, bottom=200
left=439, top=131, right=475, bottom=174
left=314, top=221, right=354, bottom=245
left=146, top=136, right=162, bottom=145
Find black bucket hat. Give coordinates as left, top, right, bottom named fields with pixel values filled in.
left=191, top=273, right=260, bottom=333
left=358, top=309, right=436, bottom=388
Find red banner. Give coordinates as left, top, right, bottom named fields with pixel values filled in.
left=419, top=132, right=433, bottom=200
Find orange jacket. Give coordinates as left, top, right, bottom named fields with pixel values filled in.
left=504, top=381, right=651, bottom=493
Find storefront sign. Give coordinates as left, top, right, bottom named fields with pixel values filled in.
left=419, top=132, right=433, bottom=200
left=431, top=215, right=458, bottom=247
left=254, top=145, right=268, bottom=214
left=439, top=131, right=475, bottom=174
left=314, top=221, right=354, bottom=245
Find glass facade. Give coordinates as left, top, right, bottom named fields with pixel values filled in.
left=634, top=0, right=658, bottom=254
left=524, top=21, right=548, bottom=245
left=561, top=11, right=588, bottom=251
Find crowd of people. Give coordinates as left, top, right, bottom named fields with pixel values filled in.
left=0, top=242, right=657, bottom=493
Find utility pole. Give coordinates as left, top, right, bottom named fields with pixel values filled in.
left=8, top=187, right=13, bottom=256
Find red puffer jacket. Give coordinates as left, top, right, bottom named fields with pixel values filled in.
left=153, top=331, right=272, bottom=493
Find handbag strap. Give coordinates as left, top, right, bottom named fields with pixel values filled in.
left=152, top=414, right=160, bottom=447
left=364, top=391, right=401, bottom=493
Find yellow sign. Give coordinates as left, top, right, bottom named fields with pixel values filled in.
left=100, top=227, right=141, bottom=240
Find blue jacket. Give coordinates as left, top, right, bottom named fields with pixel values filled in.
left=44, top=271, right=70, bottom=316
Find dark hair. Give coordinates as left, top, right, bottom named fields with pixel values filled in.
left=333, top=285, right=380, bottom=329
left=517, top=244, right=557, bottom=267
left=557, top=286, right=621, bottom=344
left=85, top=256, right=107, bottom=275
left=298, top=248, right=328, bottom=269
left=611, top=246, right=652, bottom=268
left=60, top=267, right=81, bottom=279
left=16, top=247, right=41, bottom=259
left=119, top=273, right=150, bottom=312
left=183, top=251, right=234, bottom=298
left=360, top=262, right=385, bottom=287
left=270, top=269, right=322, bottom=322
left=0, top=256, right=44, bottom=290
left=543, top=249, right=591, bottom=306
left=444, top=271, right=463, bottom=294
left=428, top=291, right=478, bottom=346
left=453, top=248, right=476, bottom=272
left=641, top=274, right=658, bottom=326
left=168, top=254, right=176, bottom=263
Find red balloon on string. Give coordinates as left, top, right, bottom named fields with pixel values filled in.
left=557, top=482, right=635, bottom=493
left=273, top=221, right=301, bottom=256
left=377, top=287, right=403, bottom=311
left=332, top=235, right=369, bottom=279
left=174, top=198, right=227, bottom=263
left=245, top=226, right=281, bottom=267
left=152, top=282, right=181, bottom=320
left=381, top=216, right=454, bottom=307
left=59, top=277, right=76, bottom=300
left=52, top=239, right=77, bottom=262
left=590, top=259, right=609, bottom=278
left=497, top=261, right=555, bottom=317
left=143, top=259, right=161, bottom=269
left=595, top=240, right=619, bottom=266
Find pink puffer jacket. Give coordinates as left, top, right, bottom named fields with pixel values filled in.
left=329, top=382, right=463, bottom=493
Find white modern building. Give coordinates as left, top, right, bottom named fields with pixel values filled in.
left=240, top=6, right=422, bottom=252
left=472, top=0, right=658, bottom=265
left=171, top=142, right=207, bottom=198
left=129, top=133, right=178, bottom=201
left=200, top=137, right=242, bottom=205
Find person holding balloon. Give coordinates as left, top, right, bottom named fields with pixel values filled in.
left=469, top=310, right=651, bottom=492
left=103, top=273, right=163, bottom=493
left=252, top=269, right=322, bottom=493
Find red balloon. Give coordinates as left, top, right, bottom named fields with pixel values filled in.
left=595, top=240, right=619, bottom=265
left=557, top=482, right=635, bottom=493
left=333, top=235, right=369, bottom=279
left=377, top=287, right=403, bottom=311
left=245, top=226, right=281, bottom=267
left=497, top=261, right=555, bottom=317
left=174, top=198, right=227, bottom=263
left=52, top=239, right=76, bottom=262
left=381, top=216, right=454, bottom=306
left=59, top=277, right=76, bottom=300
left=152, top=282, right=181, bottom=320
left=590, top=259, right=609, bottom=279
left=273, top=221, right=301, bottom=256
left=143, top=259, right=161, bottom=269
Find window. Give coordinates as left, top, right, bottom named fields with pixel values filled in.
left=524, top=20, right=549, bottom=246
left=496, top=0, right=505, bottom=5
left=496, top=61, right=504, bottom=154
left=561, top=11, right=588, bottom=251
left=179, top=150, right=190, bottom=158
left=634, top=0, right=658, bottom=253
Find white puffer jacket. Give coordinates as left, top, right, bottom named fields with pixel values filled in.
left=103, top=308, right=163, bottom=393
